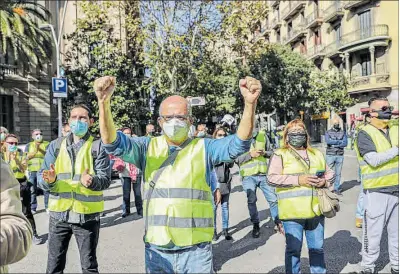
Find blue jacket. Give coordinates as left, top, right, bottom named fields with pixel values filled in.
left=325, top=128, right=348, bottom=156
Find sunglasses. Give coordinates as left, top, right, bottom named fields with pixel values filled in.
left=161, top=115, right=189, bottom=122
left=7, top=142, right=18, bottom=145
left=371, top=106, right=394, bottom=112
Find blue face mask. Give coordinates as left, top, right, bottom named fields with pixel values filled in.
left=8, top=144, right=17, bottom=152
left=70, top=120, right=89, bottom=137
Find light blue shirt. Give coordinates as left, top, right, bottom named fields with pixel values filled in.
left=104, top=132, right=251, bottom=192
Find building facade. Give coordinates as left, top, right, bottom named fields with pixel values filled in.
left=258, top=0, right=398, bottom=140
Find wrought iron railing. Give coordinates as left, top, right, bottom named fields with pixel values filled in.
left=350, top=74, right=390, bottom=88
left=285, top=19, right=306, bottom=43
left=340, top=25, right=389, bottom=47
left=282, top=0, right=306, bottom=19
left=271, top=16, right=281, bottom=28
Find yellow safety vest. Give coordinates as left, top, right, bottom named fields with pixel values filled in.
left=275, top=148, right=324, bottom=220
left=355, top=124, right=398, bottom=190
left=4, top=150, right=26, bottom=179
left=48, top=136, right=104, bottom=214
left=144, top=136, right=213, bottom=247
left=240, top=130, right=268, bottom=177
left=27, top=141, right=49, bottom=172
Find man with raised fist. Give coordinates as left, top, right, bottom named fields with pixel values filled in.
left=95, top=75, right=261, bottom=273
left=38, top=104, right=111, bottom=274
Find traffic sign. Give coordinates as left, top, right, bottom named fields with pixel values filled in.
left=187, top=97, right=205, bottom=106
left=52, top=77, right=68, bottom=98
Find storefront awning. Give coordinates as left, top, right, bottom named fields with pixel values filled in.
left=311, top=112, right=330, bottom=120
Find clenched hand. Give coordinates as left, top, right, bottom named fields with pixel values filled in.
left=42, top=164, right=56, bottom=184
left=81, top=169, right=93, bottom=188
left=239, top=76, right=262, bottom=105
left=94, top=76, right=116, bottom=103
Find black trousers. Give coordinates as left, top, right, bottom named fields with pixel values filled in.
left=46, top=217, right=100, bottom=274
left=19, top=180, right=37, bottom=235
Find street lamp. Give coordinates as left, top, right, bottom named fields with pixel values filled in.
left=40, top=23, right=62, bottom=138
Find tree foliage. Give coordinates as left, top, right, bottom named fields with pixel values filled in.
left=63, top=1, right=147, bottom=132
left=0, top=0, right=52, bottom=67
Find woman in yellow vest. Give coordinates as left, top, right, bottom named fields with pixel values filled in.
left=3, top=134, right=42, bottom=245
left=267, top=119, right=334, bottom=274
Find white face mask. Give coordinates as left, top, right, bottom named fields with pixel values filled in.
left=162, top=118, right=189, bottom=143
left=34, top=134, right=43, bottom=142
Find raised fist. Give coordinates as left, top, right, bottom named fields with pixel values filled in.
left=80, top=168, right=93, bottom=188
left=94, top=76, right=116, bottom=103
left=239, top=76, right=262, bottom=105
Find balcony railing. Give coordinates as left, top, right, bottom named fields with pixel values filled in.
left=271, top=16, right=282, bottom=29
left=282, top=0, right=306, bottom=21
left=323, top=1, right=344, bottom=23
left=325, top=40, right=340, bottom=56
left=305, top=9, right=324, bottom=28
left=284, top=20, right=307, bottom=44
left=307, top=44, right=326, bottom=59
left=344, top=0, right=371, bottom=10
left=270, top=0, right=280, bottom=8
left=261, top=23, right=270, bottom=35
left=349, top=73, right=390, bottom=93
left=339, top=24, right=389, bottom=49
left=0, top=63, right=18, bottom=76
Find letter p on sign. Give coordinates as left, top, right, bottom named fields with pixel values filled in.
left=52, top=77, right=68, bottom=98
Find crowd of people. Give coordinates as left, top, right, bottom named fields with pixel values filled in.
left=0, top=75, right=398, bottom=274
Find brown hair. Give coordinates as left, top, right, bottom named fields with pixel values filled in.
left=5, top=134, right=19, bottom=143
left=282, top=119, right=311, bottom=150
left=212, top=127, right=226, bottom=139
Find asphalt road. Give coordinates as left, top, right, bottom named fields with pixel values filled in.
left=10, top=149, right=392, bottom=273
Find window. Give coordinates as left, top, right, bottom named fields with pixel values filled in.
left=359, top=10, right=371, bottom=39
left=0, top=95, right=14, bottom=132
left=288, top=22, right=293, bottom=36
left=300, top=39, right=307, bottom=54
left=314, top=28, right=321, bottom=45
left=276, top=7, right=280, bottom=20
left=277, top=30, right=281, bottom=43
left=361, top=53, right=372, bottom=76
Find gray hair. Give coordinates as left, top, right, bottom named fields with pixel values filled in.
left=0, top=127, right=8, bottom=134
left=32, top=128, right=42, bottom=134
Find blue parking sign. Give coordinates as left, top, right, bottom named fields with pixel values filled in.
left=52, top=77, right=68, bottom=98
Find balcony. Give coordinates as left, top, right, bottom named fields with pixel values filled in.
left=284, top=22, right=307, bottom=45
left=271, top=16, right=282, bottom=30
left=344, top=0, right=371, bottom=10
left=349, top=73, right=391, bottom=94
left=307, top=44, right=326, bottom=60
left=325, top=40, right=341, bottom=58
left=0, top=63, right=18, bottom=76
left=323, top=1, right=345, bottom=24
left=260, top=24, right=271, bottom=36
left=305, top=9, right=324, bottom=29
left=339, top=24, right=390, bottom=51
left=282, top=0, right=306, bottom=21
left=270, top=0, right=280, bottom=8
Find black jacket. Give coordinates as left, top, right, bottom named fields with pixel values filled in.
left=214, top=162, right=234, bottom=195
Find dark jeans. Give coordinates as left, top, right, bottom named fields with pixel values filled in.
left=47, top=217, right=100, bottom=274
left=29, top=171, right=49, bottom=210
left=121, top=176, right=143, bottom=214
left=20, top=180, right=37, bottom=235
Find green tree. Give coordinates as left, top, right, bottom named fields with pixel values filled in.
left=0, top=0, right=52, bottom=67
left=63, top=1, right=146, bottom=133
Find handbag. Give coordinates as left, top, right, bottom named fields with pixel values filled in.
left=316, top=188, right=340, bottom=218
left=288, top=148, right=340, bottom=218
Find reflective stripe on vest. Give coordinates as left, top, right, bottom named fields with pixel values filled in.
left=240, top=130, right=268, bottom=177
left=275, top=148, right=324, bottom=220
left=144, top=188, right=211, bottom=201
left=144, top=136, right=213, bottom=247
left=48, top=136, right=104, bottom=214
left=147, top=215, right=213, bottom=228
left=355, top=124, right=399, bottom=190
left=27, top=141, right=49, bottom=172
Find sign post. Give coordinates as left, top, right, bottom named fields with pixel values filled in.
left=52, top=77, right=67, bottom=137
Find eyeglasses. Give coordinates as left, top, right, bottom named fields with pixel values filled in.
left=372, top=106, right=394, bottom=112
left=7, top=142, right=18, bottom=145
left=160, top=115, right=189, bottom=122
left=217, top=134, right=226, bottom=137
